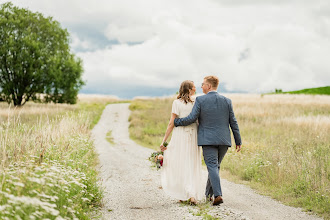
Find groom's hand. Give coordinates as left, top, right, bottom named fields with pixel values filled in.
left=236, top=145, right=242, bottom=152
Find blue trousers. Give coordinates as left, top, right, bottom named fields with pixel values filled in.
left=202, top=145, right=228, bottom=197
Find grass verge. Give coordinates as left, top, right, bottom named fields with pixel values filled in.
left=0, top=97, right=116, bottom=219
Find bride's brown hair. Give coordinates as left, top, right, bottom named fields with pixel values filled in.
left=177, top=80, right=194, bottom=104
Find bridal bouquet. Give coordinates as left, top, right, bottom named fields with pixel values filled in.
left=149, top=142, right=168, bottom=170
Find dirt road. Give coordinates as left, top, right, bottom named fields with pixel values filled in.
left=92, top=103, right=321, bottom=220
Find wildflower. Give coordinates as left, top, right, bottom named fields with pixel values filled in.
left=0, top=205, right=10, bottom=211
left=27, top=177, right=45, bottom=185
left=29, top=215, right=36, bottom=220
left=13, top=182, right=25, bottom=187
left=82, top=197, right=90, bottom=202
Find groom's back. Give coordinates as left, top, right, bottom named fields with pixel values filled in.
left=197, top=92, right=233, bottom=146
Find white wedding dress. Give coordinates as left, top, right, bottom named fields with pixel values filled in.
left=161, top=98, right=204, bottom=201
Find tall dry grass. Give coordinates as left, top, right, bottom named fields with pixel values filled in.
left=77, top=94, right=119, bottom=104
left=129, top=97, right=174, bottom=148
left=224, top=94, right=329, bottom=216
left=128, top=94, right=330, bottom=218
left=0, top=96, right=117, bottom=219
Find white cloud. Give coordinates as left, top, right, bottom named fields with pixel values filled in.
left=8, top=0, right=330, bottom=94
left=70, top=33, right=94, bottom=51
left=104, top=23, right=154, bottom=43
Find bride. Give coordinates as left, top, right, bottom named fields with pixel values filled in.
left=160, top=80, right=204, bottom=205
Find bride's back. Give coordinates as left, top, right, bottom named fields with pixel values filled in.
left=173, top=99, right=195, bottom=118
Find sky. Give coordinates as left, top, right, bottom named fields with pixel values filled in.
left=5, top=0, right=330, bottom=98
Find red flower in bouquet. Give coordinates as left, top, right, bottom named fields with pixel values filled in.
left=157, top=155, right=164, bottom=166
left=149, top=142, right=167, bottom=170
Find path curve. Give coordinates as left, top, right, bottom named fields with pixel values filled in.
left=92, top=103, right=322, bottom=220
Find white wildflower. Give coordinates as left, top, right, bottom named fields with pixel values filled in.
left=27, top=177, right=45, bottom=185
left=29, top=215, right=36, bottom=220
left=82, top=197, right=90, bottom=202
left=59, top=179, right=68, bottom=185
left=38, top=193, right=59, bottom=202
left=67, top=207, right=75, bottom=213
left=15, top=215, right=23, bottom=220
left=2, top=192, right=59, bottom=216
left=30, top=190, right=39, bottom=195
left=34, top=167, right=44, bottom=172
left=10, top=176, right=20, bottom=181
left=0, top=205, right=10, bottom=211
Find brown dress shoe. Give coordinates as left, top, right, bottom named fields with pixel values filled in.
left=213, top=196, right=223, bottom=206
left=189, top=197, right=197, bottom=206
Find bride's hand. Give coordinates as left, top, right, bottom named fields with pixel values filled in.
left=160, top=144, right=167, bottom=152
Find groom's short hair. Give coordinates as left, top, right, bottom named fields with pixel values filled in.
left=204, top=76, right=219, bottom=88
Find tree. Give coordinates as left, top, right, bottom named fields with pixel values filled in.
left=275, top=88, right=282, bottom=93
left=0, top=2, right=84, bottom=106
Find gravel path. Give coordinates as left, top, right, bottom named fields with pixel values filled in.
left=92, top=103, right=322, bottom=220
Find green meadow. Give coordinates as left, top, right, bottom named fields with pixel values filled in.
left=272, top=86, right=330, bottom=95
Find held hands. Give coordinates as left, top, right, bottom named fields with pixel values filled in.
left=236, top=145, right=242, bottom=152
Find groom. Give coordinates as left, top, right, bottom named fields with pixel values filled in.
left=174, top=75, right=241, bottom=205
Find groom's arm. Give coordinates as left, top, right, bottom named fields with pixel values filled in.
left=174, top=98, right=201, bottom=127
left=228, top=99, right=242, bottom=146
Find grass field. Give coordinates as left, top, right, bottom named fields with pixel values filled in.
left=0, top=95, right=117, bottom=219
left=128, top=94, right=330, bottom=219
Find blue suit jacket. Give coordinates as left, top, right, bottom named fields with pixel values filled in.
left=174, top=91, right=242, bottom=147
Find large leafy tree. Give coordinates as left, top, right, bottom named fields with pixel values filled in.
left=0, top=2, right=84, bottom=106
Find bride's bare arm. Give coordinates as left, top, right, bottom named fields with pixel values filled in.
left=160, top=113, right=177, bottom=151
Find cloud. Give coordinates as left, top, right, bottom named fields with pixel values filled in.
left=238, top=48, right=251, bottom=62
left=7, top=0, right=330, bottom=96
left=104, top=23, right=153, bottom=43
left=70, top=33, right=94, bottom=51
